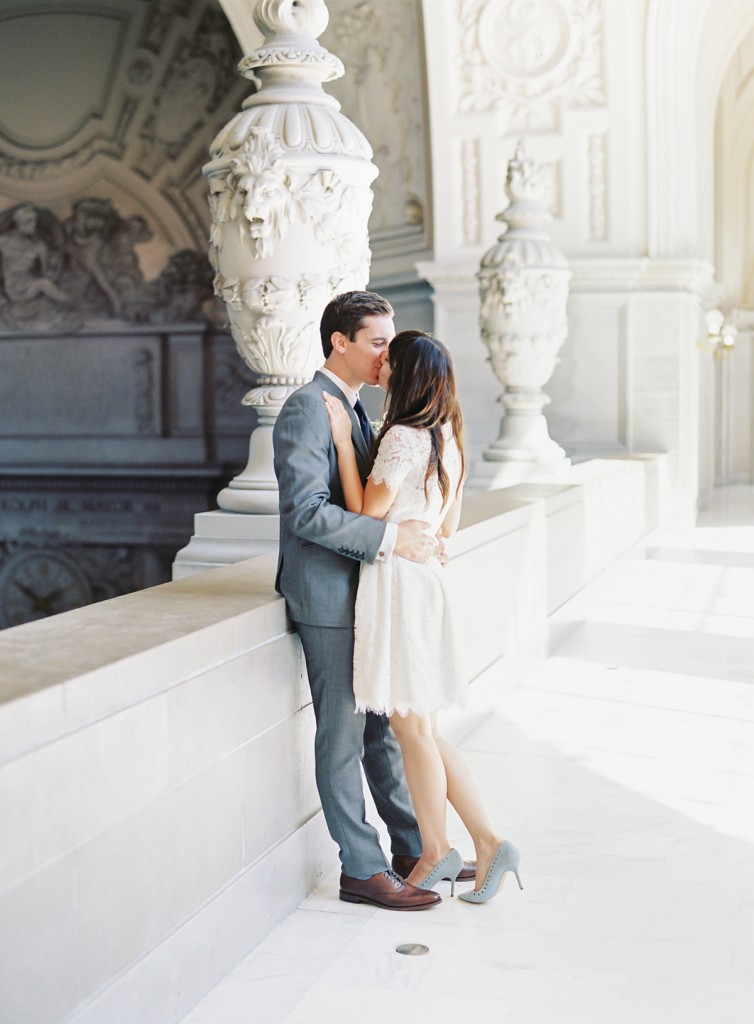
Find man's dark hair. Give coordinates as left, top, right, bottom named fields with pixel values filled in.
left=319, top=290, right=394, bottom=357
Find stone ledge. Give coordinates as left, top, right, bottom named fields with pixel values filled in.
left=0, top=456, right=667, bottom=1024
left=0, top=554, right=284, bottom=763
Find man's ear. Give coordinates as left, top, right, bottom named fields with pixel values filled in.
left=330, top=331, right=349, bottom=355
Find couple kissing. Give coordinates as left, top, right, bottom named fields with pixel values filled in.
left=272, top=290, right=522, bottom=911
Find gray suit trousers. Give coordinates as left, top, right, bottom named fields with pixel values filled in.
left=295, top=621, right=422, bottom=878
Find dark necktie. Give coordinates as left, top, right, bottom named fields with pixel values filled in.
left=353, top=397, right=372, bottom=446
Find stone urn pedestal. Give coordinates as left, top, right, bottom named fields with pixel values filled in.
left=175, top=0, right=377, bottom=575
left=206, top=0, right=375, bottom=515
left=470, top=143, right=572, bottom=491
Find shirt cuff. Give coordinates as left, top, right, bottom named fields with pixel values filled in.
left=376, top=522, right=398, bottom=561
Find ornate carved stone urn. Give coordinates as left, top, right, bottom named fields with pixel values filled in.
left=204, top=0, right=377, bottom=513
left=478, top=142, right=571, bottom=467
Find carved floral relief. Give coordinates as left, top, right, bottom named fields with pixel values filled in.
left=458, top=0, right=605, bottom=130
left=140, top=0, right=193, bottom=55
left=133, top=348, right=157, bottom=435
left=587, top=133, right=608, bottom=240
left=461, top=139, right=482, bottom=245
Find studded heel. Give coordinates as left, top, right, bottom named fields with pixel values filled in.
left=415, top=848, right=464, bottom=897
left=457, top=841, right=523, bottom=904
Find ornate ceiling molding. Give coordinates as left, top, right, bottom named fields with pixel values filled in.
left=0, top=0, right=247, bottom=252
left=0, top=9, right=127, bottom=155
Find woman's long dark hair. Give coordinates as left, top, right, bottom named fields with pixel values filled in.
left=375, top=330, right=466, bottom=505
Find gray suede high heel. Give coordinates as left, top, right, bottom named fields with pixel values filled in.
left=416, top=848, right=464, bottom=897
left=458, top=841, right=523, bottom=903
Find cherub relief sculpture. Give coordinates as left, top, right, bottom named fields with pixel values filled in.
left=105, top=214, right=153, bottom=309
left=146, top=249, right=214, bottom=322
left=0, top=197, right=215, bottom=331
left=0, top=204, right=80, bottom=330
left=61, top=198, right=150, bottom=319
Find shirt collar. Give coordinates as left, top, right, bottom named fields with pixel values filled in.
left=320, top=366, right=359, bottom=407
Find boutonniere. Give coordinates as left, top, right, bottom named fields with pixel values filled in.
left=370, top=419, right=384, bottom=434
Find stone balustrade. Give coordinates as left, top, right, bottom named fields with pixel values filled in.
left=0, top=455, right=667, bottom=1024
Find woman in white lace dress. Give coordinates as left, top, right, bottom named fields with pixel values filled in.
left=323, top=331, right=522, bottom=903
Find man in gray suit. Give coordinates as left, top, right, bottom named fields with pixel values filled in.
left=272, top=291, right=441, bottom=910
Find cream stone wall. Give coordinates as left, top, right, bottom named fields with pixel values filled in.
left=414, top=0, right=754, bottom=518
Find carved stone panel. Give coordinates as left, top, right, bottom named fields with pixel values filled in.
left=0, top=198, right=215, bottom=331
left=0, top=334, right=164, bottom=438
left=461, top=139, right=482, bottom=245
left=321, top=0, right=432, bottom=261
left=458, top=0, right=606, bottom=130
left=0, top=324, right=253, bottom=473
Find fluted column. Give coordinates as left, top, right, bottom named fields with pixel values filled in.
left=205, top=0, right=377, bottom=513
left=478, top=142, right=571, bottom=471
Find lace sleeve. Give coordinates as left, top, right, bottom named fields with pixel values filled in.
left=370, top=426, right=422, bottom=491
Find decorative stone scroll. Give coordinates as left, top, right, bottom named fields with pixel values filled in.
left=204, top=0, right=378, bottom=513
left=478, top=142, right=571, bottom=465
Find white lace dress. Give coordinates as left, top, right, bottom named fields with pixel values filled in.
left=353, top=423, right=467, bottom=717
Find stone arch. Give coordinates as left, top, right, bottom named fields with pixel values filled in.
left=714, top=30, right=754, bottom=308
left=645, top=0, right=754, bottom=260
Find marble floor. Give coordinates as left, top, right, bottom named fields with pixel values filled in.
left=180, top=488, right=754, bottom=1024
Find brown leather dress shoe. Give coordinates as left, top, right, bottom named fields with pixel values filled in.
left=392, top=853, right=477, bottom=883
left=339, top=869, right=441, bottom=911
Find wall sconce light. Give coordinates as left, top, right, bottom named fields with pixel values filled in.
left=700, top=309, right=737, bottom=359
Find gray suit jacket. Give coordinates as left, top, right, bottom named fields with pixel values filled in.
left=272, top=370, right=386, bottom=627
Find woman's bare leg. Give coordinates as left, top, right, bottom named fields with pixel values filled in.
left=434, top=730, right=503, bottom=890
left=389, top=712, right=452, bottom=885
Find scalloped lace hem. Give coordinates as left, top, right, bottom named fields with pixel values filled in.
left=354, top=698, right=465, bottom=718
